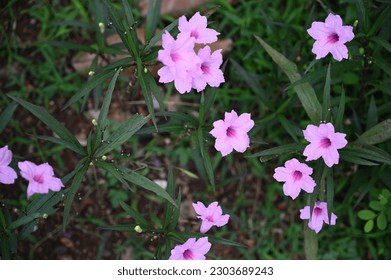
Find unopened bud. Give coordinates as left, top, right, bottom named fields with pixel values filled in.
left=98, top=22, right=105, bottom=34
left=144, top=67, right=148, bottom=74
left=92, top=119, right=98, bottom=126
left=89, top=161, right=94, bottom=166
left=101, top=155, right=107, bottom=161
left=42, top=213, right=48, bottom=219
left=88, top=71, right=95, bottom=76
left=353, top=20, right=358, bottom=28
left=134, top=225, right=143, bottom=233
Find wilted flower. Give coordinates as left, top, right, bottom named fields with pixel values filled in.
left=210, top=110, right=254, bottom=157
left=307, top=13, right=354, bottom=61
left=169, top=237, right=211, bottom=260
left=303, top=122, right=347, bottom=167
left=18, top=161, right=64, bottom=198
left=192, top=201, right=230, bottom=233
left=0, top=146, right=17, bottom=185
left=157, top=31, right=201, bottom=93
left=273, top=158, right=316, bottom=200
left=178, top=12, right=219, bottom=44
left=300, top=202, right=337, bottom=233
left=192, top=46, right=225, bottom=92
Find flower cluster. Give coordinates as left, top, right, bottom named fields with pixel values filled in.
left=169, top=201, right=229, bottom=260
left=0, top=145, right=63, bottom=199
left=158, top=12, right=224, bottom=93
left=273, top=122, right=347, bottom=233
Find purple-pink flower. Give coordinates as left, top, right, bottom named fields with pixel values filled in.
left=303, top=122, right=347, bottom=167
left=178, top=12, right=219, bottom=44
left=300, top=202, right=337, bottom=233
left=18, top=161, right=64, bottom=199
left=0, top=146, right=17, bottom=185
left=192, top=46, right=225, bottom=92
left=307, top=13, right=354, bottom=61
left=192, top=201, right=230, bottom=233
left=210, top=110, right=254, bottom=157
left=169, top=237, right=211, bottom=260
left=157, top=31, right=201, bottom=93
left=273, top=158, right=316, bottom=200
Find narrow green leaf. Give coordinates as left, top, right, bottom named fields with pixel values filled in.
left=335, top=87, right=345, bottom=131
left=145, top=72, right=166, bottom=113
left=170, top=232, right=245, bottom=248
left=371, top=36, right=391, bottom=53
left=145, top=0, right=162, bottom=41
left=366, top=96, right=378, bottom=131
left=375, top=57, right=391, bottom=77
left=98, top=224, right=136, bottom=231
left=163, top=166, right=175, bottom=229
left=32, top=135, right=83, bottom=155
left=118, top=166, right=177, bottom=206
left=95, top=114, right=149, bottom=157
left=8, top=95, right=85, bottom=156
left=326, top=168, right=334, bottom=222
left=358, top=119, right=391, bottom=145
left=63, top=57, right=131, bottom=110
left=142, top=19, right=178, bottom=55
left=63, top=162, right=89, bottom=230
left=356, top=0, right=368, bottom=33
left=95, top=160, right=131, bottom=190
left=322, top=63, right=331, bottom=122
left=119, top=201, right=151, bottom=228
left=255, top=36, right=322, bottom=123
left=249, top=143, right=304, bottom=160
left=8, top=213, right=41, bottom=231
left=122, top=0, right=140, bottom=56
left=45, top=40, right=97, bottom=53
left=168, top=190, right=181, bottom=231
left=0, top=101, right=18, bottom=134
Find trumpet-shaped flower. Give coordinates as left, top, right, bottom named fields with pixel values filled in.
left=169, top=237, right=211, bottom=260
left=303, top=122, right=347, bottom=167
left=300, top=202, right=337, bottom=233
left=178, top=12, right=219, bottom=44
left=157, top=31, right=201, bottom=93
left=18, top=161, right=64, bottom=198
left=0, top=146, right=17, bottom=184
left=307, top=13, right=354, bottom=61
left=192, top=46, right=225, bottom=92
left=273, top=158, right=316, bottom=200
left=192, top=201, right=230, bottom=233
left=210, top=110, right=254, bottom=157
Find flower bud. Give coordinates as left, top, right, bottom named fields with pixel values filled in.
left=134, top=225, right=143, bottom=233
left=98, top=22, right=105, bottom=34
left=88, top=71, right=95, bottom=76
left=101, top=155, right=107, bottom=161
left=92, top=119, right=98, bottom=126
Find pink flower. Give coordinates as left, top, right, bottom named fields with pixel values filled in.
left=0, top=146, right=17, bottom=184
left=178, top=12, right=219, bottom=44
left=192, top=201, right=230, bottom=233
left=18, top=161, right=64, bottom=199
left=157, top=31, right=201, bottom=93
left=303, top=122, right=347, bottom=167
left=300, top=202, right=337, bottom=233
left=192, top=46, right=225, bottom=92
left=273, top=158, right=316, bottom=200
left=169, top=237, right=211, bottom=260
left=210, top=110, right=254, bottom=157
left=307, top=13, right=354, bottom=61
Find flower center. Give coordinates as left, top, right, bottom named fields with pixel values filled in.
left=327, top=33, right=339, bottom=44
left=313, top=207, right=323, bottom=216
left=206, top=215, right=214, bottom=222
left=33, top=174, right=44, bottom=184
left=292, top=170, right=302, bottom=182
left=226, top=126, right=236, bottom=137
left=201, top=63, right=210, bottom=74
left=320, top=138, right=332, bottom=148
left=183, top=249, right=193, bottom=260
left=170, top=52, right=180, bottom=62
left=190, top=29, right=199, bottom=39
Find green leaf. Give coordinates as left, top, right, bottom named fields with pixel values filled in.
left=45, top=40, right=97, bottom=53
left=369, top=201, right=384, bottom=211
left=376, top=212, right=387, bottom=230
left=326, top=168, right=334, bottom=222
left=95, top=160, right=131, bottom=190
left=98, top=224, right=136, bottom=231
left=358, top=119, right=391, bottom=145
left=136, top=57, right=157, bottom=129
left=170, top=232, right=245, bottom=248
left=375, top=56, right=391, bottom=77
left=255, top=36, right=322, bottom=123
left=163, top=166, right=175, bottom=229
left=248, top=143, right=304, bottom=161
left=142, top=19, right=178, bottom=55
left=145, top=0, right=162, bottom=41
left=145, top=71, right=166, bottom=113
left=0, top=101, right=18, bottom=134
left=63, top=57, right=131, bottom=109
left=63, top=161, right=89, bottom=230
left=356, top=0, right=368, bottom=33
left=322, top=63, right=331, bottom=122
left=371, top=36, right=391, bottom=53
left=8, top=213, right=41, bottom=231
left=95, top=114, right=149, bottom=157
left=118, top=166, right=177, bottom=206
left=119, top=201, right=150, bottom=228
left=366, top=96, right=378, bottom=131
left=335, top=87, right=345, bottom=131
left=364, top=219, right=374, bottom=233
left=358, top=209, right=376, bottom=220
left=122, top=0, right=140, bottom=56
left=8, top=95, right=85, bottom=156
left=196, top=130, right=215, bottom=190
